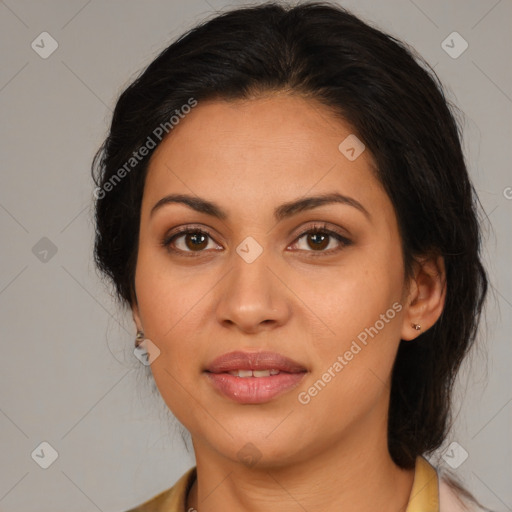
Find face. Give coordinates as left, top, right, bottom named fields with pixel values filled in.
left=132, top=93, right=413, bottom=468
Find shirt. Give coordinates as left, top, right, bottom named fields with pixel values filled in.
left=126, top=456, right=484, bottom=512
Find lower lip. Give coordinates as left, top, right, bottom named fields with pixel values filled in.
left=205, top=371, right=306, bottom=404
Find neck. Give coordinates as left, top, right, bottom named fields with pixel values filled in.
left=186, top=413, right=415, bottom=512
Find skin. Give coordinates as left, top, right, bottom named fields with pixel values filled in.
left=131, top=91, right=446, bottom=512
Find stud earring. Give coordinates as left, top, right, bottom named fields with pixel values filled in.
left=135, top=330, right=145, bottom=348
left=411, top=323, right=421, bottom=331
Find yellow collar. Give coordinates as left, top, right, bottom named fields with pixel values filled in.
left=405, top=456, right=440, bottom=511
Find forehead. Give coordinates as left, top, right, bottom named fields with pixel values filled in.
left=143, top=94, right=389, bottom=221
left=149, top=93, right=368, bottom=166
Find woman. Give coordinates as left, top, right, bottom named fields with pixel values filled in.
left=91, top=2, right=491, bottom=511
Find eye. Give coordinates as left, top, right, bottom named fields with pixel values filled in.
left=161, top=222, right=352, bottom=257
left=290, top=223, right=352, bottom=256
left=161, top=225, right=221, bottom=256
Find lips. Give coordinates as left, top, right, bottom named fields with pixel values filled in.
left=204, top=350, right=307, bottom=404
left=205, top=350, right=307, bottom=374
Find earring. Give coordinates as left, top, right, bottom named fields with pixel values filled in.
left=411, top=323, right=421, bottom=331
left=135, top=330, right=145, bottom=348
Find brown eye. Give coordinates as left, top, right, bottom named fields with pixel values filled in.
left=162, top=228, right=218, bottom=255
left=291, top=224, right=352, bottom=255
left=305, top=231, right=330, bottom=251
left=182, top=231, right=209, bottom=251
left=161, top=223, right=352, bottom=258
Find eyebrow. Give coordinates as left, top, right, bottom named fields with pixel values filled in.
left=150, top=192, right=371, bottom=222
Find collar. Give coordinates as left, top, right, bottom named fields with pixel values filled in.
left=405, top=456, right=440, bottom=511
left=128, top=455, right=439, bottom=511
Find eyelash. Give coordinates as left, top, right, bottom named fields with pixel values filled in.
left=161, top=223, right=352, bottom=258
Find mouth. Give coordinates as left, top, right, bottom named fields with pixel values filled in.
left=225, top=369, right=282, bottom=377
left=205, top=350, right=307, bottom=374
left=204, top=351, right=307, bottom=404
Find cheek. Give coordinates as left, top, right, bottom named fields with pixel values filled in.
left=293, top=247, right=405, bottom=412
left=294, top=272, right=403, bottom=430
left=134, top=251, right=207, bottom=419
left=133, top=246, right=230, bottom=408
left=297, top=253, right=404, bottom=346
left=134, top=239, right=203, bottom=329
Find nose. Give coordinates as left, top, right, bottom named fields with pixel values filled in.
left=215, top=248, right=291, bottom=334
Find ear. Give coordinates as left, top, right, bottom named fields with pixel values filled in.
left=130, top=290, right=144, bottom=333
left=401, top=253, right=447, bottom=341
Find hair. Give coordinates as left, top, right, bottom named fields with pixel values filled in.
left=91, top=0, right=488, bottom=474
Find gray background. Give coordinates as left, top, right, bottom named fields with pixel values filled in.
left=0, top=0, right=510, bottom=511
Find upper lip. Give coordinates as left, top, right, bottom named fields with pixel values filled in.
left=205, top=351, right=307, bottom=374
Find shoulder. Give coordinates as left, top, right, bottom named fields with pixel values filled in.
left=125, top=466, right=197, bottom=512
left=438, top=471, right=492, bottom=512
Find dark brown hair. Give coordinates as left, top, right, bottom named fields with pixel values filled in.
left=91, top=1, right=488, bottom=470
